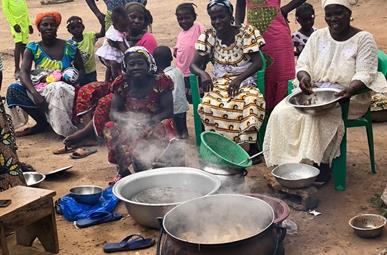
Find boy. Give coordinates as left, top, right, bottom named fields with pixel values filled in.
left=2, top=0, right=33, bottom=79
left=67, top=16, right=105, bottom=85
left=153, top=46, right=189, bottom=139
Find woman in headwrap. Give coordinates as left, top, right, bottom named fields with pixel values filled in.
left=263, top=0, right=387, bottom=183
left=190, top=0, right=266, bottom=159
left=104, top=46, right=176, bottom=179
left=61, top=3, right=158, bottom=151
left=6, top=12, right=85, bottom=137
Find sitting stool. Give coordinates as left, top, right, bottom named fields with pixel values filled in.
left=0, top=186, right=59, bottom=255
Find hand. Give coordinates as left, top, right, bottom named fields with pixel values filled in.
left=13, top=24, right=21, bottom=33
left=107, top=39, right=120, bottom=50
left=299, top=76, right=313, bottom=95
left=96, top=12, right=106, bottom=27
left=335, top=86, right=356, bottom=100
left=29, top=25, right=33, bottom=34
left=228, top=77, right=242, bottom=97
left=200, top=72, right=213, bottom=92
left=32, top=92, right=48, bottom=113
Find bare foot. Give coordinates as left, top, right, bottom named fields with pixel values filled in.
left=63, top=129, right=88, bottom=147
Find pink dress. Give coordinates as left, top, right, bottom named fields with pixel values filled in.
left=136, top=32, right=157, bottom=54
left=175, top=22, right=205, bottom=77
left=246, top=0, right=295, bottom=110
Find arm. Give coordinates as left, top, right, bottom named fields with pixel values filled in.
left=190, top=52, right=213, bottom=91
left=281, top=0, right=306, bottom=21
left=151, top=89, right=174, bottom=125
left=95, top=21, right=105, bottom=39
left=73, top=49, right=85, bottom=85
left=85, top=0, right=105, bottom=26
left=235, top=0, right=246, bottom=26
left=2, top=0, right=16, bottom=27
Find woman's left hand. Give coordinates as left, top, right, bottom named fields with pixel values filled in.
left=335, top=86, right=356, bottom=100
left=228, top=78, right=242, bottom=97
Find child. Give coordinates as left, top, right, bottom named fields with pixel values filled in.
left=67, top=16, right=105, bottom=85
left=292, top=3, right=316, bottom=57
left=2, top=0, right=33, bottom=79
left=154, top=46, right=189, bottom=139
left=96, top=7, right=129, bottom=81
left=174, top=3, right=205, bottom=103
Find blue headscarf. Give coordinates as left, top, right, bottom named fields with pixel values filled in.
left=207, top=0, right=234, bottom=15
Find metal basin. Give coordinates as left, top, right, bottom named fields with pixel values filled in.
left=349, top=214, right=386, bottom=238
left=23, top=172, right=45, bottom=187
left=271, top=163, right=320, bottom=189
left=287, top=88, right=342, bottom=115
left=70, top=185, right=103, bottom=205
left=113, top=167, right=221, bottom=229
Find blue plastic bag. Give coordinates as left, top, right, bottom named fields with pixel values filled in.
left=59, top=186, right=120, bottom=221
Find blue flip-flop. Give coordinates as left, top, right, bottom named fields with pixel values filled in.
left=103, top=234, right=155, bottom=253
left=75, top=211, right=122, bottom=228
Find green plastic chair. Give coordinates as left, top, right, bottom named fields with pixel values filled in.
left=189, top=51, right=267, bottom=147
left=377, top=49, right=387, bottom=77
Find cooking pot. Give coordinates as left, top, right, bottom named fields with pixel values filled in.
left=157, top=194, right=286, bottom=255
left=201, top=162, right=247, bottom=191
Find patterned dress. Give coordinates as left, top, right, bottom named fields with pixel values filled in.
left=195, top=24, right=266, bottom=143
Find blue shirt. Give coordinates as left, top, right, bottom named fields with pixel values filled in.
left=103, top=0, right=146, bottom=11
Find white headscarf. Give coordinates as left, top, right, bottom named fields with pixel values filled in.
left=322, top=0, right=358, bottom=10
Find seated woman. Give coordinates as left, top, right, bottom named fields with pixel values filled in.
left=63, top=2, right=157, bottom=149
left=104, top=46, right=176, bottom=180
left=6, top=12, right=85, bottom=137
left=263, top=0, right=387, bottom=183
left=190, top=0, right=265, bottom=155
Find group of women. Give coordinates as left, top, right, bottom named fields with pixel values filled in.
left=3, top=0, right=386, bottom=187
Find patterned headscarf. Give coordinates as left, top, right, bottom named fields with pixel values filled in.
left=124, top=46, right=157, bottom=73
left=35, top=12, right=62, bottom=27
left=322, top=0, right=358, bottom=10
left=207, top=0, right=234, bottom=15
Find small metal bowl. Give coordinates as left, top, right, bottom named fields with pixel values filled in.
left=287, top=88, right=342, bottom=115
left=349, top=214, right=386, bottom=238
left=271, top=163, right=320, bottom=189
left=70, top=185, right=103, bottom=205
left=23, top=172, right=46, bottom=187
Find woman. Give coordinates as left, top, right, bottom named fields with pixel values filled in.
left=235, top=0, right=305, bottom=111
left=104, top=46, right=176, bottom=179
left=263, top=0, right=387, bottom=182
left=62, top=3, right=157, bottom=150
left=190, top=0, right=265, bottom=154
left=6, top=12, right=85, bottom=137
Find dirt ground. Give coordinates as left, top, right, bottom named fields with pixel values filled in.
left=0, top=0, right=386, bottom=254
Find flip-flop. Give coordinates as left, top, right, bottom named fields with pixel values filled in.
left=75, top=211, right=122, bottom=228
left=70, top=147, right=97, bottom=159
left=53, top=145, right=77, bottom=155
left=103, top=234, right=155, bottom=253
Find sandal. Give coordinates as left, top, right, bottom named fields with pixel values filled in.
left=53, top=145, right=77, bottom=155
left=103, top=234, right=155, bottom=253
left=70, top=147, right=97, bottom=159
left=75, top=211, right=122, bottom=228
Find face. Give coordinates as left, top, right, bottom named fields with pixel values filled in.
left=125, top=53, right=149, bottom=79
left=325, top=5, right=351, bottom=35
left=176, top=9, right=195, bottom=31
left=208, top=5, right=232, bottom=33
left=128, top=11, right=145, bottom=33
left=38, top=17, right=58, bottom=40
left=297, top=12, right=315, bottom=31
left=67, top=22, right=84, bottom=38
left=115, top=16, right=130, bottom=32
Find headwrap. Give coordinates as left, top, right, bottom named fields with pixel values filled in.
left=207, top=0, right=234, bottom=15
left=322, top=0, right=358, bottom=10
left=35, top=12, right=62, bottom=27
left=66, top=16, right=83, bottom=28
left=123, top=46, right=157, bottom=73
left=125, top=2, right=146, bottom=15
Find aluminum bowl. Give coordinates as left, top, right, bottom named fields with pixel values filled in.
left=271, top=163, right=320, bottom=189
left=349, top=214, right=386, bottom=238
left=70, top=185, right=103, bottom=205
left=113, top=167, right=221, bottom=229
left=23, top=172, right=46, bottom=187
left=286, top=88, right=342, bottom=115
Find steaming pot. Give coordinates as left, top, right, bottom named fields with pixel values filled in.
left=201, top=161, right=247, bottom=191
left=157, top=194, right=286, bottom=255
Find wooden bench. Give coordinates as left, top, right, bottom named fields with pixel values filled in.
left=0, top=186, right=59, bottom=255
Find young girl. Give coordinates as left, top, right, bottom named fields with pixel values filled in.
left=174, top=3, right=205, bottom=103
left=96, top=7, right=129, bottom=81
left=292, top=3, right=316, bottom=57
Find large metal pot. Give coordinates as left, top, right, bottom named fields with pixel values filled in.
left=113, top=167, right=221, bottom=229
left=201, top=162, right=247, bottom=191
left=158, top=194, right=286, bottom=255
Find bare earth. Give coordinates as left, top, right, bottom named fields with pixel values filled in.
left=0, top=0, right=386, bottom=254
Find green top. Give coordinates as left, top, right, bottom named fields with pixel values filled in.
left=69, top=32, right=97, bottom=74
left=2, top=0, right=31, bottom=28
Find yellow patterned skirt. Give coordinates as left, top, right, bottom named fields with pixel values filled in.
left=198, top=77, right=265, bottom=143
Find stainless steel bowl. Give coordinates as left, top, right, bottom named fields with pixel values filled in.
left=70, top=185, right=103, bottom=205
left=286, top=88, right=342, bottom=115
left=349, top=214, right=386, bottom=238
left=23, top=172, right=46, bottom=187
left=271, top=163, right=320, bottom=189
left=113, top=167, right=221, bottom=229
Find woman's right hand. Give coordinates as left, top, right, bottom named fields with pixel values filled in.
left=200, top=72, right=213, bottom=92
left=299, top=75, right=313, bottom=95
left=31, top=92, right=48, bottom=112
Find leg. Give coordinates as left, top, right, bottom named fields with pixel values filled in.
left=14, top=43, right=26, bottom=76
left=173, top=112, right=188, bottom=139
left=0, top=225, right=9, bottom=255
left=64, top=120, right=95, bottom=147
left=365, top=112, right=376, bottom=174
